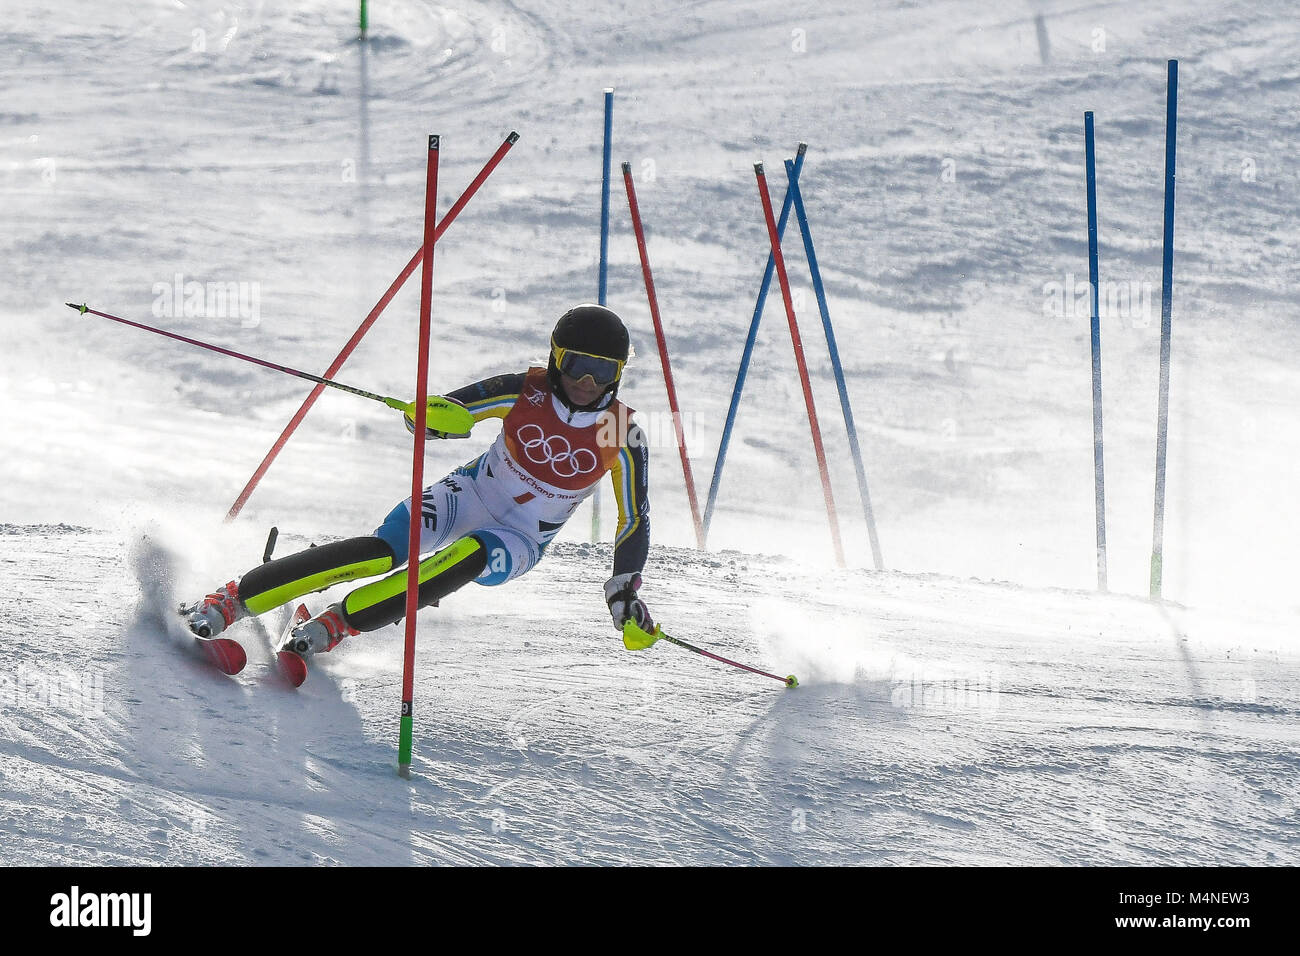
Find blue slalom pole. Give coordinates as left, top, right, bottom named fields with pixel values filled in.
left=592, top=87, right=614, bottom=543
left=1085, top=111, right=1107, bottom=592
left=703, top=143, right=806, bottom=543
left=1150, top=60, right=1177, bottom=599
left=598, top=88, right=614, bottom=305
left=785, top=159, right=884, bottom=570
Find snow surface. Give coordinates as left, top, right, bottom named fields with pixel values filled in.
left=1, top=0, right=1297, bottom=865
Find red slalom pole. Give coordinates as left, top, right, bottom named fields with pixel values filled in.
left=226, top=131, right=520, bottom=521
left=754, top=163, right=845, bottom=567
left=621, top=162, right=706, bottom=549
left=398, top=135, right=439, bottom=779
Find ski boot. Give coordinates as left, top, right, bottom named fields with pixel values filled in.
left=275, top=603, right=358, bottom=687
left=181, top=580, right=248, bottom=638
left=279, top=603, right=358, bottom=657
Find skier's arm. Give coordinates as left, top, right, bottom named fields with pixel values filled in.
left=604, top=422, right=653, bottom=632
left=610, top=422, right=650, bottom=574
left=404, top=372, right=527, bottom=437
left=446, top=372, right=528, bottom=424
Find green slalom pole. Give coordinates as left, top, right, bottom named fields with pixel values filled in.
left=398, top=710, right=413, bottom=772
left=360, top=0, right=368, bottom=36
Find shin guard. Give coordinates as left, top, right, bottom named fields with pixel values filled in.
left=341, top=536, right=488, bottom=632
left=238, top=537, right=397, bottom=616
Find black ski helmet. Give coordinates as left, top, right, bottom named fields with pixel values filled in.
left=548, top=304, right=630, bottom=409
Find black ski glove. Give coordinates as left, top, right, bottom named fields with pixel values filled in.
left=604, top=572, right=653, bottom=632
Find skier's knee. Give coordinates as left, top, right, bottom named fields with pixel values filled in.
left=374, top=501, right=414, bottom=557
left=469, top=530, right=516, bottom=586
left=341, top=536, right=488, bottom=632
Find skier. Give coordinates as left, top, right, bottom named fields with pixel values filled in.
left=180, top=304, right=655, bottom=667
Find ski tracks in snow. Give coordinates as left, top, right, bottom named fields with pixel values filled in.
left=2, top=519, right=1298, bottom=864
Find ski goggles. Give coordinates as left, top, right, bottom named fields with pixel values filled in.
left=552, top=344, right=625, bottom=386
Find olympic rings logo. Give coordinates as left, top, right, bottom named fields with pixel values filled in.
left=516, top=424, right=598, bottom=478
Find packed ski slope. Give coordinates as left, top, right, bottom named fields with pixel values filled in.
left=2, top=0, right=1298, bottom=865
left=4, top=521, right=1296, bottom=865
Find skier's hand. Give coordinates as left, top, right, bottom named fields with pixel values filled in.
left=404, top=398, right=471, bottom=440
left=604, top=572, right=653, bottom=632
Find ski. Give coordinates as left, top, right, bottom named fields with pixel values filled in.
left=193, top=634, right=248, bottom=676
left=174, top=603, right=247, bottom=675
left=274, top=603, right=312, bottom=688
